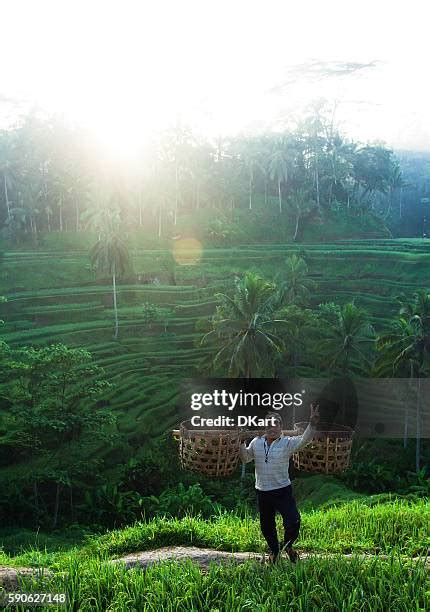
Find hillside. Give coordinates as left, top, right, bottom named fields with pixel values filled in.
left=1, top=236, right=429, bottom=445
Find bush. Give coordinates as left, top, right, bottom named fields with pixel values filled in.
left=139, top=483, right=223, bottom=519
left=76, top=484, right=143, bottom=528
left=340, top=458, right=397, bottom=493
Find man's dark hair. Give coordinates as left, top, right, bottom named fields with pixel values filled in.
left=265, top=411, right=283, bottom=427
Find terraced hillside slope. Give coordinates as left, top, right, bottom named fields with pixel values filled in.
left=1, top=238, right=429, bottom=447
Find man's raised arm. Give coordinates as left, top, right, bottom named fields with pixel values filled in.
left=286, top=402, right=320, bottom=453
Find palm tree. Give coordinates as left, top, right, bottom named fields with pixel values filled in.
left=189, top=143, right=212, bottom=211
left=90, top=228, right=130, bottom=340
left=286, top=188, right=316, bottom=241
left=352, top=145, right=393, bottom=211
left=278, top=253, right=316, bottom=305
left=317, top=301, right=375, bottom=422
left=275, top=304, right=318, bottom=377
left=201, top=272, right=287, bottom=377
left=201, top=271, right=288, bottom=481
left=374, top=290, right=430, bottom=471
left=4, top=206, right=28, bottom=244
left=268, top=138, right=290, bottom=214
left=0, top=133, right=20, bottom=219
left=324, top=132, right=356, bottom=210
left=384, top=162, right=406, bottom=221
left=81, top=188, right=121, bottom=241
left=234, top=137, right=262, bottom=212
left=159, top=120, right=194, bottom=226
left=300, top=110, right=327, bottom=212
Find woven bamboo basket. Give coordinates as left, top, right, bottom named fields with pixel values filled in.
left=175, top=420, right=244, bottom=477
left=292, top=422, right=354, bottom=474
left=172, top=422, right=300, bottom=477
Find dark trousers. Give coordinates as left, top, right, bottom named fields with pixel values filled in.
left=256, top=484, right=301, bottom=555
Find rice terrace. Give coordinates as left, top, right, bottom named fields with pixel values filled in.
left=0, top=2, right=430, bottom=611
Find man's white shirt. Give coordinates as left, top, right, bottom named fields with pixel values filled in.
left=240, top=423, right=316, bottom=491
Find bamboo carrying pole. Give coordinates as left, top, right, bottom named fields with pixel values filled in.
left=171, top=428, right=300, bottom=440
left=172, top=422, right=354, bottom=476
left=172, top=426, right=302, bottom=477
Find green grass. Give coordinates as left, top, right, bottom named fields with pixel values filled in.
left=9, top=553, right=427, bottom=611
left=1, top=499, right=429, bottom=610
left=2, top=497, right=429, bottom=567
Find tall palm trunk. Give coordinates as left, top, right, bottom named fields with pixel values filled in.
left=404, top=360, right=414, bottom=449
left=384, top=188, right=393, bottom=221
left=3, top=174, right=10, bottom=217
left=113, top=261, right=119, bottom=340
left=75, top=200, right=79, bottom=232
left=196, top=182, right=200, bottom=210
left=52, top=483, right=61, bottom=528
left=158, top=203, right=162, bottom=238
left=416, top=377, right=421, bottom=473
left=278, top=178, right=282, bottom=214
left=33, top=481, right=39, bottom=524
left=174, top=159, right=178, bottom=225
left=399, top=185, right=403, bottom=219
left=249, top=171, right=252, bottom=211
left=139, top=187, right=143, bottom=226
left=293, top=212, right=300, bottom=241
left=315, top=164, right=320, bottom=211
left=341, top=360, right=349, bottom=423
left=59, top=204, right=63, bottom=232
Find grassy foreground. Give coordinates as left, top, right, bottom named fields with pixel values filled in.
left=1, top=498, right=429, bottom=610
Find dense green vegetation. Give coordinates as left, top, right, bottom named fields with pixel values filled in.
left=2, top=108, right=429, bottom=249
left=1, top=235, right=429, bottom=532
left=0, top=111, right=429, bottom=611
left=0, top=496, right=428, bottom=610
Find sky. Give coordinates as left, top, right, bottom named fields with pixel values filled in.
left=1, top=0, right=430, bottom=157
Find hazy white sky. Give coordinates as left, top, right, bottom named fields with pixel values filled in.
left=1, top=0, right=430, bottom=155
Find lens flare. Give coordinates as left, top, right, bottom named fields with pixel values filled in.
left=172, top=238, right=203, bottom=265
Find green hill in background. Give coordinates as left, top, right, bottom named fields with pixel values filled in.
left=1, top=234, right=429, bottom=451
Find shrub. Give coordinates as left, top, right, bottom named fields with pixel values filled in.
left=139, top=483, right=223, bottom=519
left=340, top=458, right=397, bottom=493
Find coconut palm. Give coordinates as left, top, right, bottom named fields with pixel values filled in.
left=81, top=188, right=121, bottom=241
left=299, top=110, right=327, bottom=212
left=383, top=161, right=407, bottom=221
left=317, top=301, right=376, bottom=421
left=90, top=228, right=130, bottom=340
left=0, top=132, right=20, bottom=218
left=278, top=253, right=316, bottom=305
left=374, top=290, right=430, bottom=377
left=374, top=290, right=430, bottom=471
left=201, top=272, right=287, bottom=377
left=268, top=138, right=290, bottom=214
left=286, top=188, right=316, bottom=241
left=318, top=302, right=375, bottom=374
left=275, top=304, right=318, bottom=377
left=233, top=137, right=262, bottom=211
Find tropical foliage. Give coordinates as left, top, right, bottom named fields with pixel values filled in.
left=0, top=109, right=415, bottom=244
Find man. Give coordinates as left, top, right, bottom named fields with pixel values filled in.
left=240, top=403, right=320, bottom=564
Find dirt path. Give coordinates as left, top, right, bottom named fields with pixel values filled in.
left=109, top=546, right=430, bottom=572
left=2, top=547, right=428, bottom=588
left=0, top=567, right=53, bottom=590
